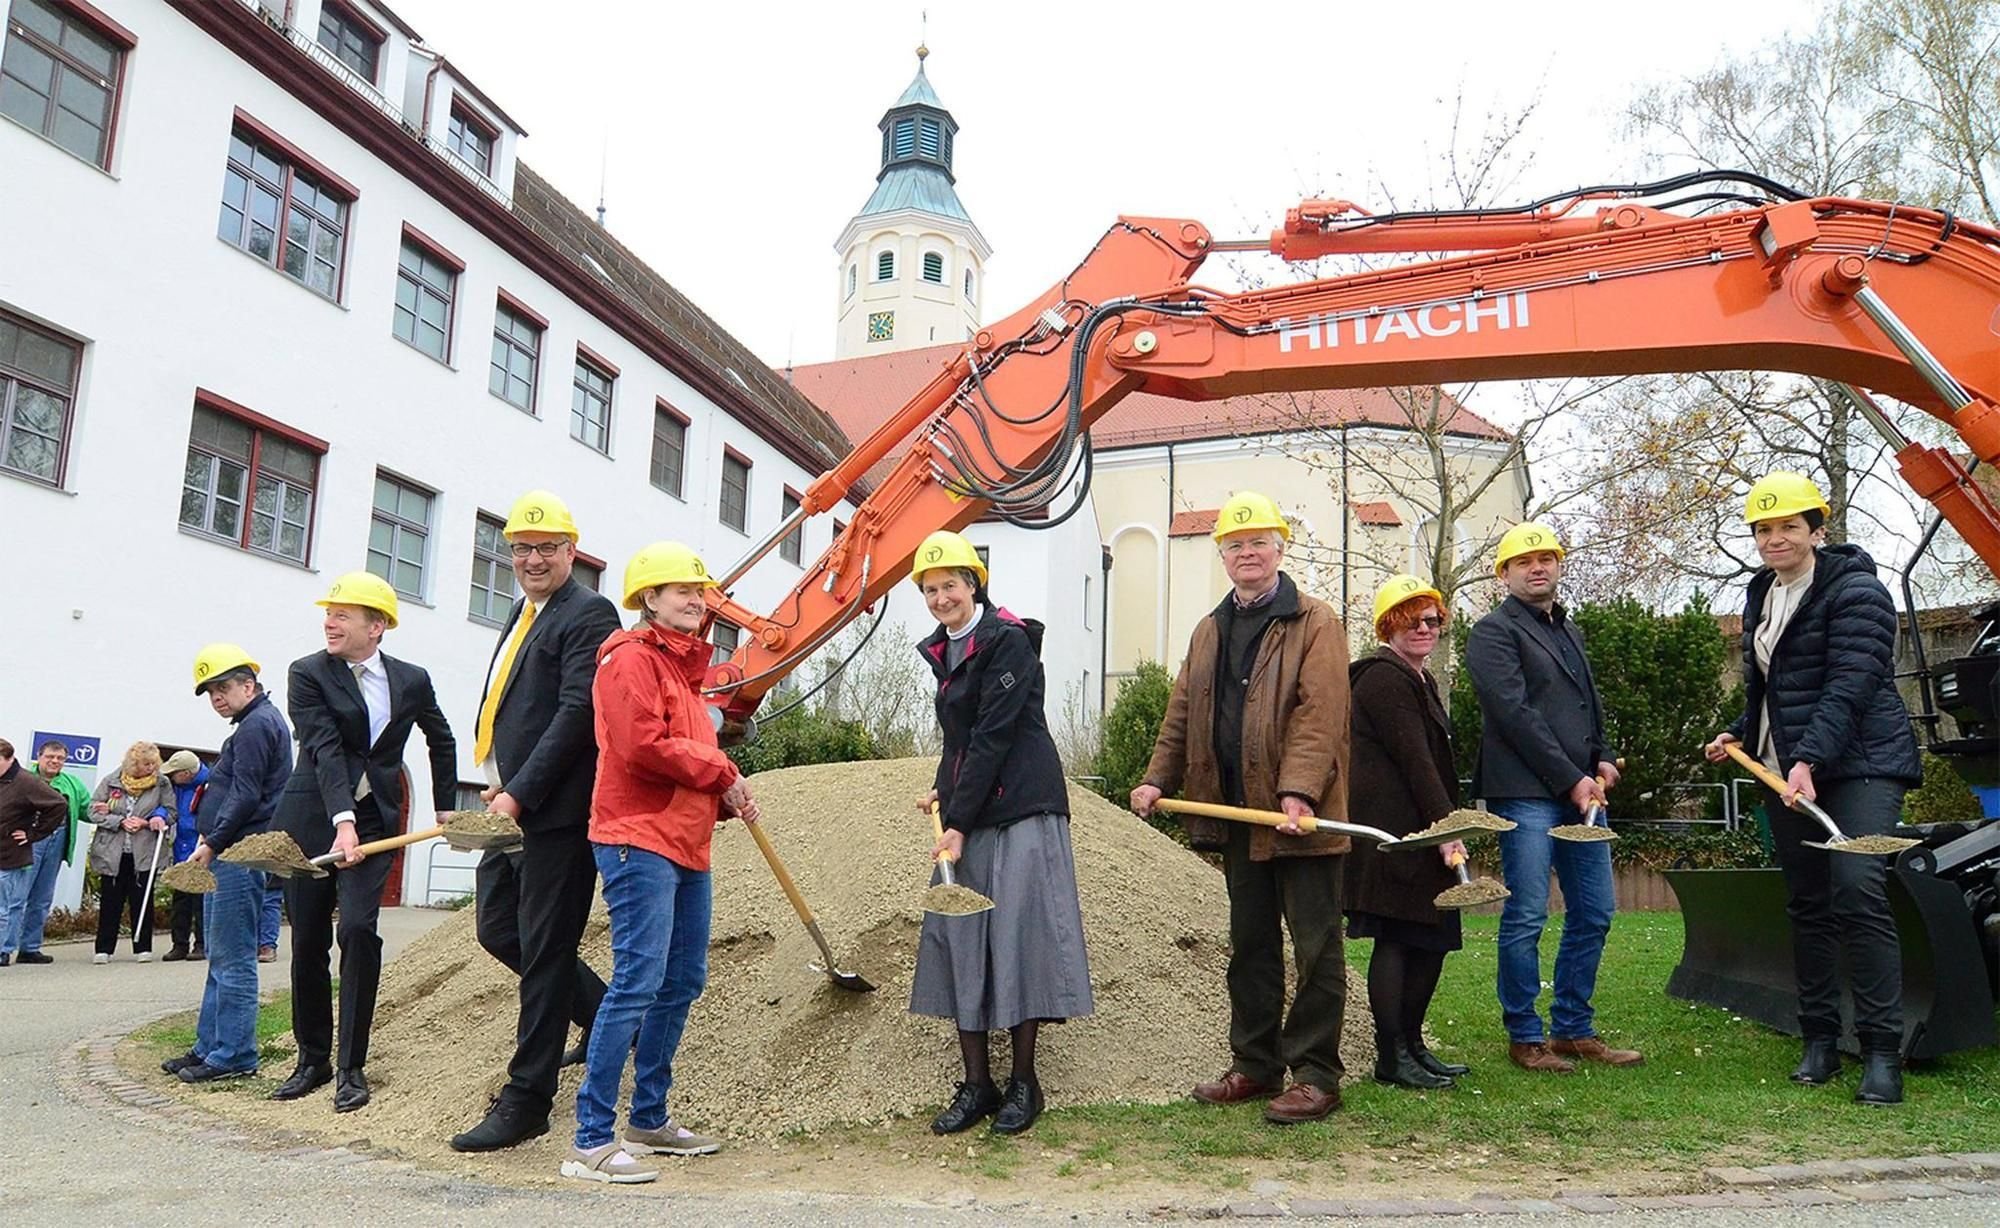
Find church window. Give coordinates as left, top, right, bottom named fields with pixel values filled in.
left=963, top=269, right=974, bottom=301
left=922, top=251, right=944, bottom=284
left=867, top=311, right=895, bottom=343
left=918, top=118, right=941, bottom=159
left=846, top=263, right=857, bottom=299
left=892, top=117, right=916, bottom=157
left=876, top=250, right=895, bottom=281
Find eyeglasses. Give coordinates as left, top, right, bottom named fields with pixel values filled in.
left=509, top=542, right=566, bottom=559
left=1416, top=615, right=1446, bottom=630
left=1220, top=537, right=1277, bottom=556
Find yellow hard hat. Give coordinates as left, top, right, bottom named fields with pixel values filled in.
left=1742, top=471, right=1830, bottom=525
left=1212, top=491, right=1291, bottom=542
left=1493, top=521, right=1566, bottom=577
left=502, top=489, right=579, bottom=541
left=622, top=541, right=717, bottom=610
left=192, top=643, right=260, bottom=695
left=315, top=570, right=400, bottom=629
left=1372, top=573, right=1444, bottom=629
left=910, top=530, right=988, bottom=588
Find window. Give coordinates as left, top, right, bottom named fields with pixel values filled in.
left=367, top=472, right=433, bottom=598
left=392, top=234, right=457, bottom=363
left=719, top=448, right=750, bottom=532
left=217, top=123, right=350, bottom=299
left=570, top=350, right=613, bottom=453
left=710, top=619, right=740, bottom=667
left=780, top=487, right=803, bottom=564
left=467, top=513, right=515, bottom=625
left=974, top=545, right=991, bottom=572
left=1, top=0, right=129, bottom=168
left=650, top=402, right=686, bottom=498
left=489, top=297, right=541, bottom=411
left=0, top=310, right=79, bottom=486
left=315, top=0, right=380, bottom=83
left=876, top=250, right=895, bottom=281
left=572, top=555, right=603, bottom=592
left=446, top=103, right=495, bottom=176
left=964, top=269, right=974, bottom=301
left=921, top=251, right=944, bottom=284
left=918, top=118, right=941, bottom=159
left=1083, top=573, right=1093, bottom=630
left=892, top=116, right=915, bottom=157
left=845, top=263, right=857, bottom=299
left=179, top=396, right=322, bottom=564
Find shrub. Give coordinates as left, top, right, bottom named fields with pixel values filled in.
left=1903, top=751, right=1986, bottom=827
left=729, top=705, right=878, bottom=775
left=1094, top=660, right=1180, bottom=840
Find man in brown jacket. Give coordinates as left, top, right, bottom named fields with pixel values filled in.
left=0, top=737, right=70, bottom=968
left=1130, top=492, right=1352, bottom=1123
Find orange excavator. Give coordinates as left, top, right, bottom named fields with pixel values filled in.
left=705, top=170, right=2000, bottom=1056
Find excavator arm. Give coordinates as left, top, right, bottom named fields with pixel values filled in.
left=706, top=180, right=2000, bottom=722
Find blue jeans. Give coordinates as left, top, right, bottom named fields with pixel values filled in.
left=574, top=844, right=710, bottom=1150
left=259, top=879, right=283, bottom=949
left=0, top=864, right=31, bottom=956
left=1493, top=797, right=1616, bottom=1043
left=195, top=860, right=266, bottom=1072
left=4, top=829, right=67, bottom=955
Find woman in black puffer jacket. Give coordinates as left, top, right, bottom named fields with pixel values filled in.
left=1705, top=472, right=1921, bottom=1106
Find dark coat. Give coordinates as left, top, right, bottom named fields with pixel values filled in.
left=199, top=691, right=293, bottom=854
left=0, top=763, right=66, bottom=872
left=1466, top=595, right=1611, bottom=800
left=479, top=577, right=623, bottom=834
left=1343, top=650, right=1460, bottom=926
left=923, top=606, right=1070, bottom=833
left=1142, top=572, right=1352, bottom=860
left=278, top=649, right=458, bottom=857
left=1726, top=544, right=1922, bottom=785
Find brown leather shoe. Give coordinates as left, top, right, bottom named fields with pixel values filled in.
left=1191, top=1071, right=1281, bottom=1105
left=1509, top=1041, right=1576, bottom=1074
left=1551, top=1035, right=1644, bottom=1067
left=1262, top=1082, right=1340, bottom=1124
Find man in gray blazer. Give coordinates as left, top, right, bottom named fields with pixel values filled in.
left=1466, top=523, right=1643, bottom=1075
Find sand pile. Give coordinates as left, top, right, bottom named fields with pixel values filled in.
left=347, top=758, right=1374, bottom=1145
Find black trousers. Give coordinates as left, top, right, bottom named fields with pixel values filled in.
left=286, top=825, right=397, bottom=1071
left=1763, top=777, right=1908, bottom=1040
left=170, top=888, right=204, bottom=950
left=475, top=824, right=605, bottom=1115
left=96, top=853, right=157, bottom=954
left=1222, top=824, right=1348, bottom=1091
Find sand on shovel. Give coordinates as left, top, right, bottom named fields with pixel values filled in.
left=159, top=861, right=216, bottom=893
left=217, top=829, right=315, bottom=871
left=442, top=809, right=519, bottom=836
left=204, top=758, right=1377, bottom=1162
left=1434, top=878, right=1510, bottom=909
left=1806, top=834, right=1921, bottom=855
left=1548, top=823, right=1617, bottom=842
left=920, top=882, right=993, bottom=916
left=1416, top=808, right=1515, bottom=839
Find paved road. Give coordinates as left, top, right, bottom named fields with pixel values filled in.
left=2, top=911, right=1992, bottom=1226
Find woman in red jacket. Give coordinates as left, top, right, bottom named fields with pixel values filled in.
left=563, top=542, right=758, bottom=1186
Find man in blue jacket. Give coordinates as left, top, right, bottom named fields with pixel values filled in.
left=162, top=750, right=210, bottom=961
left=162, top=644, right=292, bottom=1084
left=1466, top=524, right=1644, bottom=1075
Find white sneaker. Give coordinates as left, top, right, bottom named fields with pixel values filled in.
left=93, top=954, right=110, bottom=965
left=622, top=1119, right=722, bottom=1156
left=560, top=1142, right=657, bottom=1184
left=135, top=952, right=153, bottom=963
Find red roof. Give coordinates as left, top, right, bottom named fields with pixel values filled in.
left=1352, top=501, right=1402, bottom=527
left=1169, top=509, right=1220, bottom=538
left=788, top=343, right=1509, bottom=458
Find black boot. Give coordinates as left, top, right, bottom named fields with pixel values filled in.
left=1790, top=1034, right=1841, bottom=1085
left=930, top=1080, right=1002, bottom=1134
left=991, top=1076, right=1044, bottom=1134
left=1375, top=1034, right=1451, bottom=1089
left=1407, top=1034, right=1470, bottom=1079
left=1855, top=1032, right=1904, bottom=1106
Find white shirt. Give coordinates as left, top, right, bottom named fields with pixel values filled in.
left=331, top=650, right=391, bottom=829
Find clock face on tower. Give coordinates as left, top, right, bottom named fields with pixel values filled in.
left=867, top=311, right=895, bottom=342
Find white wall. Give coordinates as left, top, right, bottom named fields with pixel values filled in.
left=0, top=0, right=855, bottom=906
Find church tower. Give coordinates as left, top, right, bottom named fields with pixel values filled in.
left=834, top=46, right=991, bottom=357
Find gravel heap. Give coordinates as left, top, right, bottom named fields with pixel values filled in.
left=346, top=757, right=1375, bottom=1148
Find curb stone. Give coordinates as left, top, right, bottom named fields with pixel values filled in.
left=62, top=1020, right=2000, bottom=1222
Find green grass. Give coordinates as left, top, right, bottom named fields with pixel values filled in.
left=136, top=992, right=300, bottom=1068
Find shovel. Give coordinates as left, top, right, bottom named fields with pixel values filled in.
left=1433, top=845, right=1510, bottom=910
left=922, top=802, right=994, bottom=916
left=1153, top=797, right=1496, bottom=850
left=1549, top=782, right=1618, bottom=843
left=743, top=819, right=876, bottom=993
left=216, top=811, right=525, bottom=884
left=1722, top=743, right=1921, bottom=856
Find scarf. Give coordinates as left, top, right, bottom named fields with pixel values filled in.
left=121, top=771, right=158, bottom=793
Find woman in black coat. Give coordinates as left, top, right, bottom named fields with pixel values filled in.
left=1705, top=472, right=1921, bottom=1106
left=1345, top=575, right=1467, bottom=1089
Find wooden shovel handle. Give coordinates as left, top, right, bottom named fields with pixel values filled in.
left=309, top=824, right=450, bottom=867
left=1154, top=797, right=1321, bottom=833
left=746, top=818, right=818, bottom=927
left=930, top=801, right=957, bottom=863
left=1722, top=741, right=1795, bottom=800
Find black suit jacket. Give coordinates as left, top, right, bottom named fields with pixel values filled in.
left=1465, top=595, right=1611, bottom=800
left=480, top=576, right=623, bottom=833
left=277, top=649, right=458, bottom=856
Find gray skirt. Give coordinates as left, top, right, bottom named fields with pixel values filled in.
left=909, top=813, right=1096, bottom=1031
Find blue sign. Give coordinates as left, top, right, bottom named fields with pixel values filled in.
left=31, top=730, right=100, bottom=769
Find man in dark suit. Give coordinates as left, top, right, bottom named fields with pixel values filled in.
left=1466, top=523, right=1643, bottom=1076
left=272, top=571, right=457, bottom=1112
left=451, top=490, right=620, bottom=1152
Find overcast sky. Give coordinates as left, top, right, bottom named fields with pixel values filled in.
left=388, top=0, right=1820, bottom=385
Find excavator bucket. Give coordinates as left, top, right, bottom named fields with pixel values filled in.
left=1665, top=863, right=1998, bottom=1060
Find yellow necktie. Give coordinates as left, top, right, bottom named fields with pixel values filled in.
left=473, top=603, right=536, bottom=763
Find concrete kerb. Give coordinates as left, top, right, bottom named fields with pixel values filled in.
left=63, top=1017, right=2000, bottom=1222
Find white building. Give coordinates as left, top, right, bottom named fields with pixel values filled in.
left=0, top=0, right=862, bottom=907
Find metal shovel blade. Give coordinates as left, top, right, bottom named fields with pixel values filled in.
left=1804, top=835, right=1924, bottom=856
left=442, top=829, right=524, bottom=853
left=439, top=810, right=524, bottom=852
left=1379, top=824, right=1493, bottom=851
